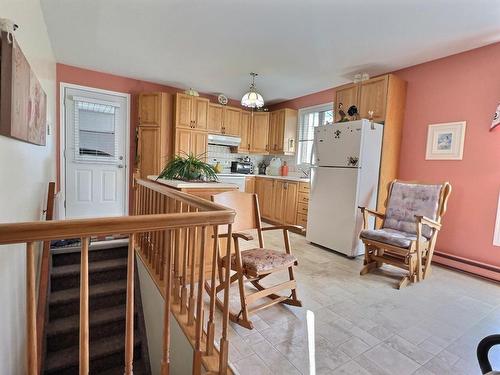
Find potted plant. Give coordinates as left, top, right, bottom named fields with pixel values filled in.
left=157, top=153, right=218, bottom=182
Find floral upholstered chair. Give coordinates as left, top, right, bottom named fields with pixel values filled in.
left=358, top=180, right=451, bottom=288
left=208, top=191, right=303, bottom=329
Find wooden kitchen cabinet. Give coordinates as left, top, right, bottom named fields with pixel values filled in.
left=175, top=93, right=209, bottom=130
left=283, top=181, right=299, bottom=225
left=136, top=92, right=172, bottom=178
left=272, top=180, right=286, bottom=223
left=255, top=177, right=303, bottom=229
left=207, top=104, right=241, bottom=136
left=245, top=176, right=255, bottom=194
left=359, top=75, right=388, bottom=122
left=223, top=106, right=241, bottom=136
left=268, top=108, right=298, bottom=155
left=138, top=93, right=161, bottom=127
left=175, top=128, right=207, bottom=160
left=334, top=85, right=360, bottom=123
left=238, top=111, right=251, bottom=153
left=255, top=178, right=274, bottom=218
left=250, top=112, right=270, bottom=154
left=207, top=103, right=223, bottom=133
left=137, top=127, right=160, bottom=178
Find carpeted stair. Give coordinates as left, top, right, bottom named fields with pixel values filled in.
left=43, top=244, right=151, bottom=374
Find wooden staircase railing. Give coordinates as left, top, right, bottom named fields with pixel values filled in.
left=0, top=179, right=235, bottom=375
left=134, top=178, right=235, bottom=375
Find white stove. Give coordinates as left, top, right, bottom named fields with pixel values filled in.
left=216, top=173, right=248, bottom=192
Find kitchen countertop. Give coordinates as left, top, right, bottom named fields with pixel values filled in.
left=148, top=176, right=238, bottom=189
left=216, top=173, right=310, bottom=183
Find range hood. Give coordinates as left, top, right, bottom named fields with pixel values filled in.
left=207, top=134, right=241, bottom=147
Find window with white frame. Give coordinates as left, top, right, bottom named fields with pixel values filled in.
left=296, top=103, right=334, bottom=165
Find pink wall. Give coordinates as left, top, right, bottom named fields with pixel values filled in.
left=269, top=87, right=335, bottom=111
left=394, top=42, right=500, bottom=278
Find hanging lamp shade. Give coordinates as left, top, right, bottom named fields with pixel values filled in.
left=241, top=73, right=264, bottom=108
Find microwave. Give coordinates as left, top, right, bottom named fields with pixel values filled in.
left=230, top=161, right=253, bottom=174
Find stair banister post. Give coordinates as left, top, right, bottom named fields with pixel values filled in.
left=219, top=224, right=232, bottom=374
left=161, top=228, right=174, bottom=375
left=124, top=233, right=135, bottom=375
left=26, top=241, right=38, bottom=375
left=80, top=237, right=90, bottom=375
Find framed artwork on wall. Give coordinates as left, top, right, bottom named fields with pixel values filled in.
left=0, top=31, right=47, bottom=146
left=494, top=191, right=500, bottom=247
left=425, top=121, right=466, bottom=160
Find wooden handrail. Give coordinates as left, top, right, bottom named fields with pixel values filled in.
left=0, top=211, right=234, bottom=245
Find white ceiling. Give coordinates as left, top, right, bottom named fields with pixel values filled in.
left=40, top=0, right=500, bottom=104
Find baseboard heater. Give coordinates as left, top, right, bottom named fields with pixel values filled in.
left=433, top=251, right=500, bottom=282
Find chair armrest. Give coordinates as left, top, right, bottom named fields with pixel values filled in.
left=215, top=232, right=254, bottom=241
left=415, top=216, right=442, bottom=231
left=358, top=206, right=385, bottom=219
left=261, top=225, right=306, bottom=235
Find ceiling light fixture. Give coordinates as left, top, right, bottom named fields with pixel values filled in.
left=241, top=72, right=264, bottom=109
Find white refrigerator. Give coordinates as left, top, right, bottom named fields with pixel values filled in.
left=306, top=119, right=383, bottom=257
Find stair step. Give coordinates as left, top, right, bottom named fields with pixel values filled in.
left=49, top=280, right=127, bottom=320
left=98, top=360, right=148, bottom=375
left=52, top=246, right=128, bottom=267
left=50, top=280, right=126, bottom=305
left=51, top=258, right=128, bottom=291
left=46, top=306, right=140, bottom=352
left=44, top=334, right=141, bottom=374
left=52, top=258, right=127, bottom=278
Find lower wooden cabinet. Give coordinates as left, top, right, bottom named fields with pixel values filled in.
left=254, top=177, right=308, bottom=230
left=245, top=176, right=255, bottom=194
left=256, top=178, right=275, bottom=219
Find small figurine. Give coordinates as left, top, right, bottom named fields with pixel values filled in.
left=338, top=103, right=349, bottom=122
left=347, top=105, right=359, bottom=120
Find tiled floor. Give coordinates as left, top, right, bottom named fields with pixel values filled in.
left=211, top=229, right=500, bottom=375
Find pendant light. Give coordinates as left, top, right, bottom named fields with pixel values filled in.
left=241, top=72, right=264, bottom=109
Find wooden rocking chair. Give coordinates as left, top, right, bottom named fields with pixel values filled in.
left=359, top=180, right=452, bottom=289
left=207, top=191, right=303, bottom=329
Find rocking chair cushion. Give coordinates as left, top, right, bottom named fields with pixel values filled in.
left=232, top=248, right=297, bottom=273
left=360, top=228, right=418, bottom=249
left=383, top=182, right=442, bottom=238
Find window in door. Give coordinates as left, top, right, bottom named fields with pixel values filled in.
left=74, top=99, right=119, bottom=162
left=296, top=103, right=333, bottom=165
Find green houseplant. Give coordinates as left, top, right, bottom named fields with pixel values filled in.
left=157, top=153, right=218, bottom=182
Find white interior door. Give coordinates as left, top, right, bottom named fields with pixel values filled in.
left=64, top=87, right=128, bottom=218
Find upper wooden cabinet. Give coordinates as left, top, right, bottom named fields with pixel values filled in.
left=359, top=75, right=388, bottom=122
left=268, top=108, right=298, bottom=155
left=250, top=112, right=270, bottom=154
left=138, top=93, right=162, bottom=127
left=334, top=85, right=359, bottom=123
left=223, top=106, right=241, bottom=136
left=207, top=104, right=241, bottom=136
left=208, top=103, right=223, bottom=133
left=238, top=111, right=251, bottom=152
left=136, top=92, right=172, bottom=178
left=175, top=93, right=209, bottom=130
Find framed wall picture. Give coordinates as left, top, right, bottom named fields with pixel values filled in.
left=425, top=121, right=466, bottom=160
left=0, top=31, right=47, bottom=146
